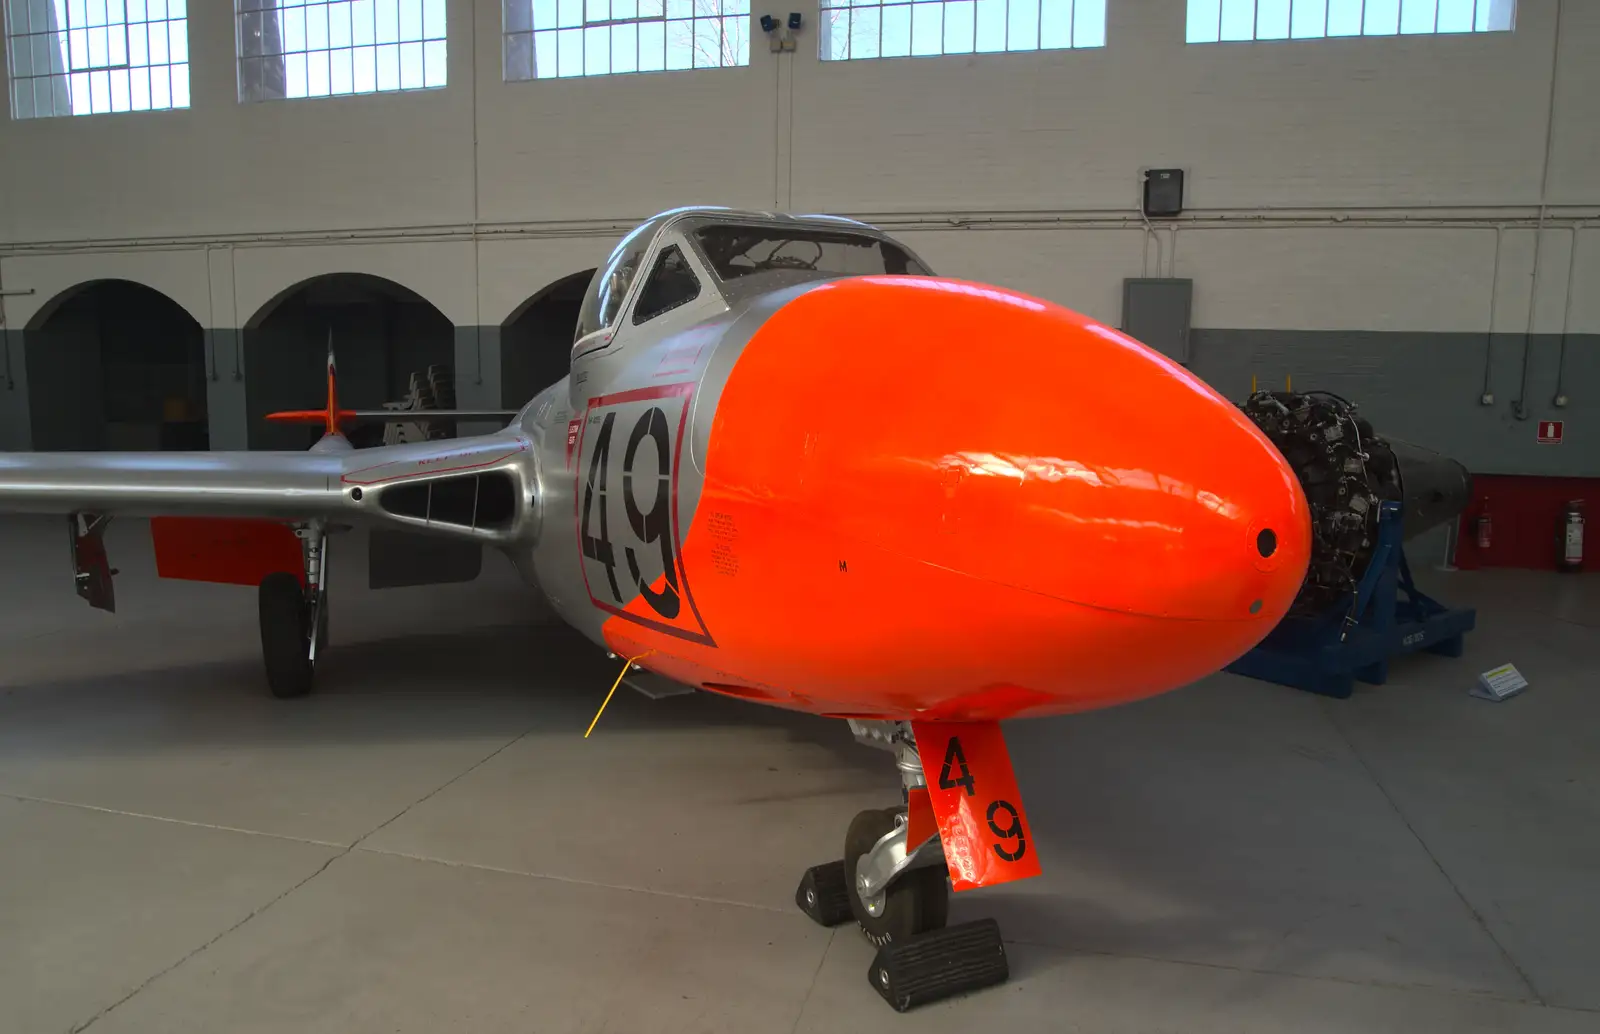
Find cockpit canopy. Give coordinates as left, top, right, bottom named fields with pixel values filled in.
left=573, top=208, right=933, bottom=343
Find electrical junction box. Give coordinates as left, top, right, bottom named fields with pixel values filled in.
left=1122, top=278, right=1193, bottom=364
left=1142, top=168, right=1185, bottom=217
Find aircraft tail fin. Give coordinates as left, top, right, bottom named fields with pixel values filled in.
left=265, top=333, right=351, bottom=436
left=264, top=334, right=516, bottom=432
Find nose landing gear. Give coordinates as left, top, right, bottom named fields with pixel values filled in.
left=845, top=807, right=950, bottom=947
left=795, top=720, right=1011, bottom=1012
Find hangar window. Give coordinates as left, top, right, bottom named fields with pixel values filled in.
left=5, top=0, right=190, bottom=119
left=501, top=0, right=749, bottom=80
left=820, top=0, right=1104, bottom=61
left=1185, top=0, right=1515, bottom=43
left=235, top=0, right=447, bottom=104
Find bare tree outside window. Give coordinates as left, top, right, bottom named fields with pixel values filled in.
left=503, top=0, right=748, bottom=80
left=235, top=0, right=447, bottom=104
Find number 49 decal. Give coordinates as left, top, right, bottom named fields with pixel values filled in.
left=581, top=407, right=679, bottom=618
left=575, top=385, right=714, bottom=646
left=915, top=721, right=1042, bottom=891
left=939, top=738, right=1028, bottom=863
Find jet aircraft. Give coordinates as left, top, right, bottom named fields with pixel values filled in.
left=0, top=207, right=1312, bottom=1008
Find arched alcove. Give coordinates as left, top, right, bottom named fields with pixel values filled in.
left=499, top=269, right=594, bottom=409
left=25, top=280, right=208, bottom=451
left=244, top=273, right=455, bottom=449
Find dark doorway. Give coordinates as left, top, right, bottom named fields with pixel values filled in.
left=244, top=274, right=455, bottom=450
left=501, top=269, right=593, bottom=409
left=25, top=280, right=208, bottom=451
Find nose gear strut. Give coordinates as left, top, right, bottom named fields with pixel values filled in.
left=794, top=719, right=1010, bottom=1011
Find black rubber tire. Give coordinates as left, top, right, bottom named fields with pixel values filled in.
left=913, top=865, right=951, bottom=931
left=844, top=808, right=950, bottom=948
left=259, top=572, right=315, bottom=699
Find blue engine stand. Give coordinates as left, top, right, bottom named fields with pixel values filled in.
left=1225, top=502, right=1477, bottom=699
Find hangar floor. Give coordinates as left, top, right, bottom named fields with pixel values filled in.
left=2, top=515, right=1596, bottom=1034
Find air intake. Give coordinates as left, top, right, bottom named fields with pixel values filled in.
left=377, top=472, right=516, bottom=531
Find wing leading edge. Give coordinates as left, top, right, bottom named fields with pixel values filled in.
left=0, top=431, right=537, bottom=545
left=0, top=448, right=348, bottom=519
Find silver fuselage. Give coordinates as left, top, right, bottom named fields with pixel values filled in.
left=0, top=208, right=933, bottom=657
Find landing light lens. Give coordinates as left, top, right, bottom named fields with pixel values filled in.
left=1256, top=529, right=1277, bottom=558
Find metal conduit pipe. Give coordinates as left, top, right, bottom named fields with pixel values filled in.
left=1552, top=222, right=1583, bottom=408
left=1480, top=225, right=1505, bottom=405
left=3, top=206, right=1600, bottom=258
left=1512, top=0, right=1566, bottom=422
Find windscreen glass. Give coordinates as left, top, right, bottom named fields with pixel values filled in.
left=575, top=227, right=653, bottom=341
left=692, top=226, right=929, bottom=290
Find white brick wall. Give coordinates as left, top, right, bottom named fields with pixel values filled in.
left=791, top=1, right=1560, bottom=213
left=232, top=240, right=482, bottom=327
left=0, top=0, right=1595, bottom=333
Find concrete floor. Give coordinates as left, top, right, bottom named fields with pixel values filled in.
left=2, top=515, right=1596, bottom=1034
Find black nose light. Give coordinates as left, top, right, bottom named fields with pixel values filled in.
left=1256, top=528, right=1277, bottom=558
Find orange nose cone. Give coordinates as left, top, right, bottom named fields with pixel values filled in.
left=683, top=276, right=1309, bottom=719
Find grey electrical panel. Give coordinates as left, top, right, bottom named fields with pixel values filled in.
left=1121, top=278, right=1193, bottom=364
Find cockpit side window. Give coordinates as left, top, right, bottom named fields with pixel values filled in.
left=632, top=245, right=702, bottom=325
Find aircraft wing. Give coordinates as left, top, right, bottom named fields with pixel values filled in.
left=0, top=432, right=532, bottom=528
left=0, top=432, right=534, bottom=613
left=341, top=410, right=521, bottom=423
left=265, top=409, right=521, bottom=426
left=0, top=448, right=350, bottom=520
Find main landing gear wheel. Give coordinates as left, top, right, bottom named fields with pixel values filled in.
left=844, top=808, right=950, bottom=948
left=259, top=572, right=316, bottom=699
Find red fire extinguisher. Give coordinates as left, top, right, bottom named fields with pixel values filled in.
left=1474, top=506, right=1492, bottom=551
left=1558, top=500, right=1584, bottom=573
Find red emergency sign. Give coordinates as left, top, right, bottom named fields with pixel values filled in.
left=1537, top=421, right=1563, bottom=444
